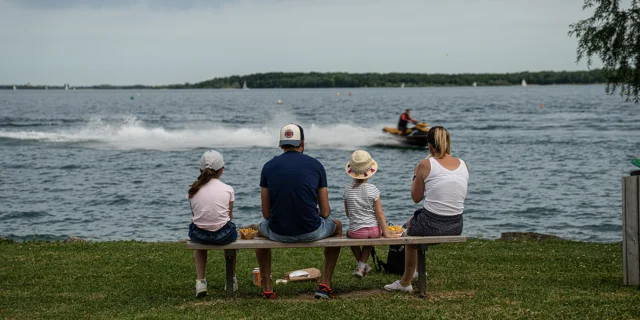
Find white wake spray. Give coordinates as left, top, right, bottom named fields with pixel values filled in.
left=0, top=116, right=396, bottom=150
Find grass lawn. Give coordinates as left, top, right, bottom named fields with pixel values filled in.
left=1, top=238, right=638, bottom=319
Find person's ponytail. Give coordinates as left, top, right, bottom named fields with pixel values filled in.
left=426, top=126, right=451, bottom=159
left=188, top=168, right=222, bottom=198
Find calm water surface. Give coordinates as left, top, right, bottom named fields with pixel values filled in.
left=1, top=86, right=638, bottom=242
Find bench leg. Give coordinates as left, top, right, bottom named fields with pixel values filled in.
left=225, top=249, right=235, bottom=298
left=417, top=245, right=428, bottom=297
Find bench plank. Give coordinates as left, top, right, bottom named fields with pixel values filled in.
left=187, top=235, right=466, bottom=250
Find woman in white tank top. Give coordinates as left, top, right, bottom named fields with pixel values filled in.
left=384, top=126, right=469, bottom=293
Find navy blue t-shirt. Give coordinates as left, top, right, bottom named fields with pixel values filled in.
left=259, top=151, right=328, bottom=236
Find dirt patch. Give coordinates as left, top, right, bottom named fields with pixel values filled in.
left=428, top=290, right=476, bottom=302
left=176, top=300, right=225, bottom=310
left=295, top=289, right=476, bottom=301
left=176, top=289, right=475, bottom=307
left=293, top=289, right=387, bottom=300
left=8, top=256, right=27, bottom=262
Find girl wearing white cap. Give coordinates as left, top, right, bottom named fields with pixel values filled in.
left=187, top=150, right=237, bottom=298
left=343, top=150, right=392, bottom=279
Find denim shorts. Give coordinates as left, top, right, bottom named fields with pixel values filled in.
left=189, top=221, right=237, bottom=245
left=259, top=217, right=337, bottom=243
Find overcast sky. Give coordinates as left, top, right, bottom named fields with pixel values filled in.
left=0, top=0, right=603, bottom=85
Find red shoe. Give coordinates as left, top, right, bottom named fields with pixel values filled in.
left=314, top=283, right=334, bottom=299
left=262, top=291, right=277, bottom=300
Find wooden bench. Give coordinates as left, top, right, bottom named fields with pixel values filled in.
left=187, top=235, right=466, bottom=298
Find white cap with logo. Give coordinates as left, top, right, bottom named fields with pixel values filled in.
left=199, top=150, right=224, bottom=170
left=279, top=123, right=304, bottom=147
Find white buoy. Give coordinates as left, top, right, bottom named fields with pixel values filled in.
left=276, top=99, right=282, bottom=104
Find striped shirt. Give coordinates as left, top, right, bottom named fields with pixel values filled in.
left=342, top=182, right=380, bottom=232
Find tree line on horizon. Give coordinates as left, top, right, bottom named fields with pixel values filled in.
left=188, top=70, right=604, bottom=89
left=1, top=70, right=605, bottom=90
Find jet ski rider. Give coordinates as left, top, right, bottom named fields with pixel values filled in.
left=397, top=109, right=418, bottom=135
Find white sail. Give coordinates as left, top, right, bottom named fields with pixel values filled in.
left=401, top=82, right=405, bottom=88
left=13, top=86, right=16, bottom=91
left=521, top=79, right=527, bottom=87
left=64, top=83, right=69, bottom=91
left=45, top=86, right=48, bottom=90
left=242, top=81, right=248, bottom=90
left=472, top=82, right=477, bottom=87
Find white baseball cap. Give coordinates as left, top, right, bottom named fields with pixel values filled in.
left=199, top=150, right=224, bottom=171
left=279, top=123, right=304, bottom=147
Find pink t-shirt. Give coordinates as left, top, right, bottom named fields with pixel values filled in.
left=188, top=179, right=235, bottom=232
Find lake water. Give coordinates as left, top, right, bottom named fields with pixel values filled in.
left=1, top=86, right=638, bottom=242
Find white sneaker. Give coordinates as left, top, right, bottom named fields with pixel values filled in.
left=384, top=280, right=413, bottom=293
left=352, top=267, right=364, bottom=279
left=224, top=276, right=238, bottom=292
left=413, top=271, right=427, bottom=280
left=195, top=279, right=207, bottom=298
left=363, top=264, right=372, bottom=275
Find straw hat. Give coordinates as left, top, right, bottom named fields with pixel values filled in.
left=345, top=150, right=378, bottom=179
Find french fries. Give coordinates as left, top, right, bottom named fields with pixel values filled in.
left=239, top=227, right=258, bottom=239
left=387, top=225, right=404, bottom=237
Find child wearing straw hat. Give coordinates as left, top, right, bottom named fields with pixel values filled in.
left=343, top=150, right=392, bottom=279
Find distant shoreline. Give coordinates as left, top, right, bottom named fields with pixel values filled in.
left=1, top=69, right=604, bottom=89
left=0, top=83, right=605, bottom=90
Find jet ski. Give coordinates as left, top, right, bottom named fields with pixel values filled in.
left=382, top=122, right=430, bottom=146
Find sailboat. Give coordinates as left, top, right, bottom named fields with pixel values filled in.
left=521, top=79, right=527, bottom=87
left=472, top=82, right=477, bottom=87
left=13, top=86, right=16, bottom=91
left=401, top=83, right=405, bottom=88
left=45, top=86, right=48, bottom=90
left=242, top=81, right=248, bottom=90
left=64, top=83, right=69, bottom=91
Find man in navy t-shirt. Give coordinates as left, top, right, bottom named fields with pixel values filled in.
left=256, top=123, right=342, bottom=300
left=259, top=150, right=326, bottom=235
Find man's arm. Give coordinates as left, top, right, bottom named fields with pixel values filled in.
left=318, top=187, right=331, bottom=218
left=260, top=187, right=270, bottom=219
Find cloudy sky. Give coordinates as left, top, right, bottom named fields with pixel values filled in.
left=0, top=0, right=602, bottom=86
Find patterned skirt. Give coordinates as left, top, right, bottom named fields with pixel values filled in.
left=406, top=207, right=463, bottom=237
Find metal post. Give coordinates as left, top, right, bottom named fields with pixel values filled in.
left=224, top=249, right=235, bottom=298
left=623, top=175, right=640, bottom=286
left=417, top=244, right=428, bottom=297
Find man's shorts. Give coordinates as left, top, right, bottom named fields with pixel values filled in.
left=259, top=217, right=337, bottom=243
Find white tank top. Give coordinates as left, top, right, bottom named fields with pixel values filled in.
left=423, top=157, right=469, bottom=216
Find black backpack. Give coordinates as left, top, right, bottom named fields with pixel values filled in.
left=372, top=245, right=405, bottom=275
